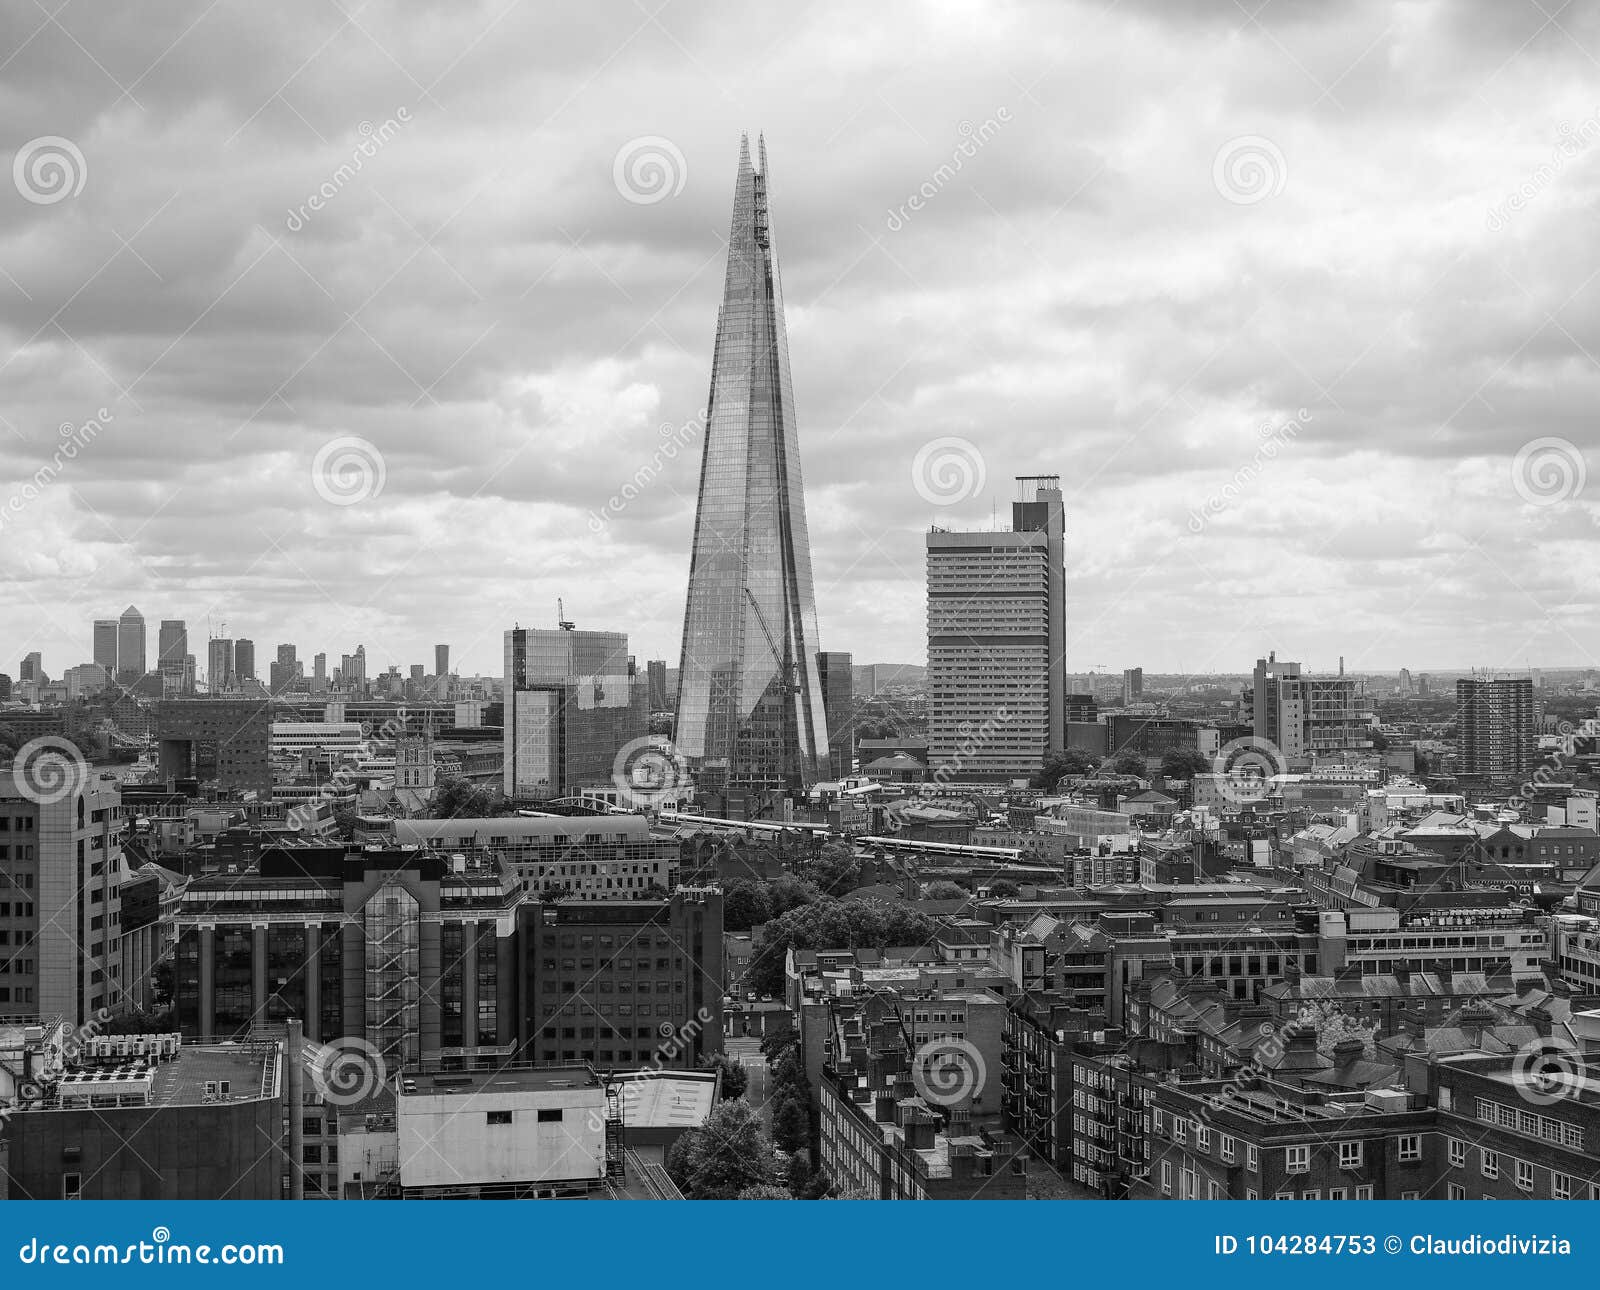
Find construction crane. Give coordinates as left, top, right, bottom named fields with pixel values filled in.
left=743, top=588, right=798, bottom=693
left=557, top=600, right=574, bottom=631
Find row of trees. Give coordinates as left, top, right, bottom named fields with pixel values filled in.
left=1030, top=745, right=1213, bottom=792
left=744, top=896, right=937, bottom=997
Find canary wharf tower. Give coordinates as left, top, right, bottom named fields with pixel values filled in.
left=674, top=136, right=830, bottom=795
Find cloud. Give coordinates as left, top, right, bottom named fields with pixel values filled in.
left=2, top=0, right=1599, bottom=680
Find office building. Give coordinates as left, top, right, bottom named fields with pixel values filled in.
left=340, top=645, right=367, bottom=696
left=1248, top=653, right=1366, bottom=759
left=157, top=620, right=189, bottom=692
left=518, top=888, right=723, bottom=1068
left=171, top=846, right=521, bottom=1066
left=93, top=619, right=118, bottom=674
left=155, top=697, right=272, bottom=794
left=206, top=637, right=234, bottom=691
left=503, top=626, right=644, bottom=802
left=817, top=650, right=855, bottom=779
left=1456, top=676, right=1537, bottom=780
left=234, top=638, right=256, bottom=682
left=269, top=642, right=299, bottom=694
left=1122, top=667, right=1143, bottom=706
left=926, top=475, right=1066, bottom=781
left=61, top=662, right=110, bottom=700
left=0, top=1024, right=286, bottom=1200
left=647, top=659, right=668, bottom=713
left=674, top=136, right=831, bottom=796
left=116, top=605, right=146, bottom=680
left=434, top=644, right=449, bottom=697
left=0, top=773, right=123, bottom=1025
left=394, top=815, right=674, bottom=899
left=18, top=652, right=43, bottom=684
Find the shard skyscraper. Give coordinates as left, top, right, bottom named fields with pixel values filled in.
left=674, top=136, right=830, bottom=796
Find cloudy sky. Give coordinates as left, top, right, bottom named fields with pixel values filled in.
left=2, top=0, right=1598, bottom=682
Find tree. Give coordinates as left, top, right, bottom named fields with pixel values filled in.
left=771, top=1093, right=810, bottom=1154
left=674, top=1098, right=774, bottom=1199
left=149, top=961, right=174, bottom=1007
left=1105, top=749, right=1147, bottom=778
left=702, top=1052, right=749, bottom=1100
left=737, top=1184, right=791, bottom=1199
left=985, top=879, right=1020, bottom=898
left=760, top=1028, right=800, bottom=1064
left=922, top=880, right=968, bottom=901
left=1030, top=747, right=1098, bottom=791
left=806, top=839, right=861, bottom=895
left=722, top=879, right=774, bottom=932
left=1159, top=748, right=1209, bottom=780
left=428, top=776, right=515, bottom=820
left=744, top=896, right=937, bottom=997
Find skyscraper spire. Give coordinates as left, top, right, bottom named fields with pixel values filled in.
left=674, top=137, right=829, bottom=796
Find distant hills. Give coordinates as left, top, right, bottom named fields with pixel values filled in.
left=853, top=663, right=926, bottom=695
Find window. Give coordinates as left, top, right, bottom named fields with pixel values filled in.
left=486, top=1110, right=513, bottom=1125
left=1400, top=1190, right=1419, bottom=1201
left=1554, top=1174, right=1572, bottom=1200
left=1447, top=1183, right=1466, bottom=1200
left=1515, top=1159, right=1534, bottom=1193
left=537, top=1108, right=563, bottom=1123
left=1328, top=1187, right=1347, bottom=1200
left=1220, top=1135, right=1235, bottom=1163
left=1448, top=1138, right=1465, bottom=1168
left=1338, top=1140, right=1363, bottom=1169
left=1160, top=1161, right=1172, bottom=1195
left=1397, top=1134, right=1421, bottom=1162
left=1480, top=1150, right=1499, bottom=1179
left=1196, top=1125, right=1211, bottom=1152
left=1174, top=1119, right=1187, bottom=1143
left=1354, top=1185, right=1372, bottom=1200
left=1246, top=1144, right=1259, bottom=1172
left=1301, top=1188, right=1321, bottom=1200
left=62, top=1174, right=82, bottom=1200
left=1285, top=1145, right=1309, bottom=1173
left=1273, top=1190, right=1293, bottom=1200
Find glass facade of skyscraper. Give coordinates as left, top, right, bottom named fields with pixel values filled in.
left=675, top=136, right=829, bottom=793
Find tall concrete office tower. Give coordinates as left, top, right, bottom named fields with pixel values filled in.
left=234, top=638, right=256, bottom=682
left=93, top=619, right=119, bottom=674
left=117, top=605, right=146, bottom=679
left=207, top=637, right=234, bottom=692
left=926, top=476, right=1066, bottom=781
left=674, top=136, right=829, bottom=795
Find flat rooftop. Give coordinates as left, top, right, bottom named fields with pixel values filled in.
left=617, top=1074, right=716, bottom=1129
left=398, top=1063, right=600, bottom=1097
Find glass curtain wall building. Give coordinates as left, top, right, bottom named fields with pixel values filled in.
left=675, top=135, right=829, bottom=794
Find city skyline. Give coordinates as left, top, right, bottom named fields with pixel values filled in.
left=2, top=3, right=1597, bottom=679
